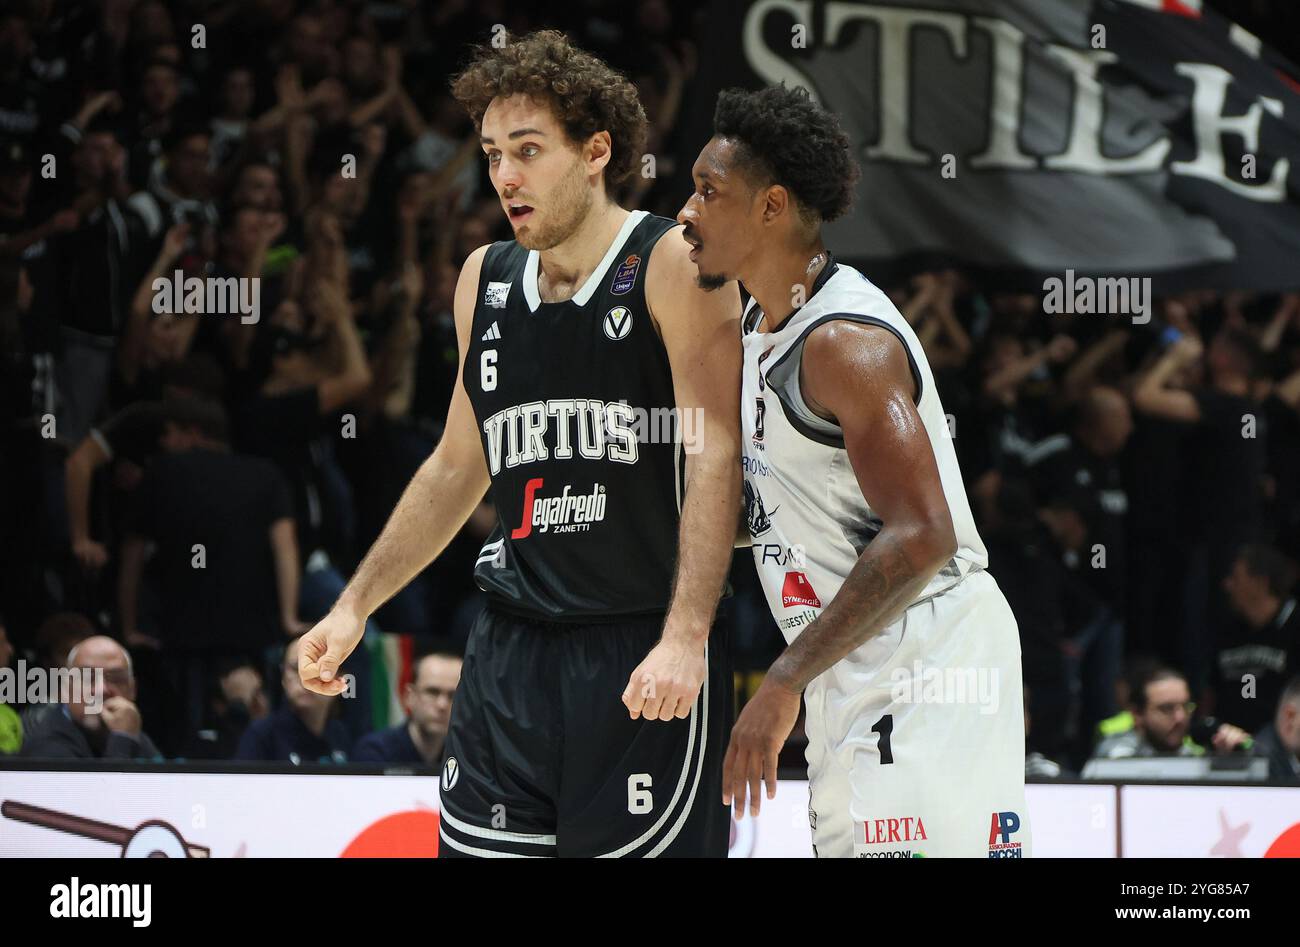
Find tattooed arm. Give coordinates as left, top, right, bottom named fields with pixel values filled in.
left=722, top=321, right=958, bottom=815
left=773, top=321, right=957, bottom=688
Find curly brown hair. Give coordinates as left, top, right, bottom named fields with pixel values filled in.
left=451, top=30, right=647, bottom=189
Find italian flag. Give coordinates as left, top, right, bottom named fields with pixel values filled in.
left=366, top=633, right=415, bottom=728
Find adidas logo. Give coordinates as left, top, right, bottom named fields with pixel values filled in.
left=481, top=322, right=501, bottom=342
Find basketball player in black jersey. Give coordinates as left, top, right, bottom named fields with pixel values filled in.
left=297, top=31, right=742, bottom=857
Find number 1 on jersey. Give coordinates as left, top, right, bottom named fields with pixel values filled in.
left=872, top=714, right=894, bottom=764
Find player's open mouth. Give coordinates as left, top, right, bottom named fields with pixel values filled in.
left=508, top=203, right=534, bottom=224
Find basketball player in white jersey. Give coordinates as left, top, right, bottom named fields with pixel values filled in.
left=677, top=85, right=1030, bottom=858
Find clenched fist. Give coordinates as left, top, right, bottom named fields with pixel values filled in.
left=298, top=608, right=365, bottom=696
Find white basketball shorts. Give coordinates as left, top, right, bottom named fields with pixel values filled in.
left=802, top=569, right=1031, bottom=858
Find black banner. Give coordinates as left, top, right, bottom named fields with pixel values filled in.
left=677, top=0, right=1300, bottom=291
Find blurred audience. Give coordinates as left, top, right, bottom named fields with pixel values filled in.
left=1213, top=545, right=1298, bottom=732
left=1029, top=385, right=1133, bottom=753
left=117, top=397, right=301, bottom=757
left=352, top=650, right=461, bottom=765
left=1091, top=665, right=1251, bottom=760
left=235, top=636, right=348, bottom=764
left=30, top=611, right=94, bottom=673
left=1252, top=677, right=1300, bottom=784
left=1024, top=686, right=1073, bottom=778
left=182, top=658, right=270, bottom=760
left=19, top=635, right=161, bottom=760
left=0, top=613, right=19, bottom=754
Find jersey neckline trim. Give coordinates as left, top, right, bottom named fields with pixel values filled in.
left=742, top=253, right=840, bottom=335
left=521, top=209, right=649, bottom=313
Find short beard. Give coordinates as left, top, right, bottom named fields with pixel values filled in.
left=516, top=156, right=592, bottom=251
left=415, top=720, right=447, bottom=742
left=696, top=272, right=728, bottom=291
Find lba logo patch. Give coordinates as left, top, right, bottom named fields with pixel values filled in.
left=988, top=811, right=1023, bottom=858
left=610, top=254, right=641, bottom=295
left=442, top=757, right=460, bottom=791
left=603, top=306, right=633, bottom=340
left=781, top=571, right=821, bottom=608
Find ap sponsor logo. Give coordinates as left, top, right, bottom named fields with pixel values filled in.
left=988, top=811, right=1024, bottom=858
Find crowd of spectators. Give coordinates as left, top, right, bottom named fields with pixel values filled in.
left=0, top=1, right=1296, bottom=782
left=0, top=0, right=698, bottom=763
left=898, top=272, right=1300, bottom=773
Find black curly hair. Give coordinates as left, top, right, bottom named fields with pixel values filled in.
left=713, top=84, right=859, bottom=224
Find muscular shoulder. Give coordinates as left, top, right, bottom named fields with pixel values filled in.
left=802, top=320, right=916, bottom=420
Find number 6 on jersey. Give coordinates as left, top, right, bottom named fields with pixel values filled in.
left=627, top=773, right=653, bottom=814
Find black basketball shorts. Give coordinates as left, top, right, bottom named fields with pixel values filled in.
left=437, top=605, right=733, bottom=858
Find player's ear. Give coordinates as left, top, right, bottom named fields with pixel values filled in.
left=761, top=184, right=789, bottom=226
left=586, top=130, right=613, bottom=177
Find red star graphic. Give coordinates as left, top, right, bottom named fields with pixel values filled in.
left=1209, top=809, right=1250, bottom=857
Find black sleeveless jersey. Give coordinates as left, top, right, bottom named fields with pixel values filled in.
left=463, top=211, right=685, bottom=621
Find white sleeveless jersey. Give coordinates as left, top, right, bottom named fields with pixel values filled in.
left=741, top=259, right=1029, bottom=857
left=741, top=259, right=987, bottom=643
